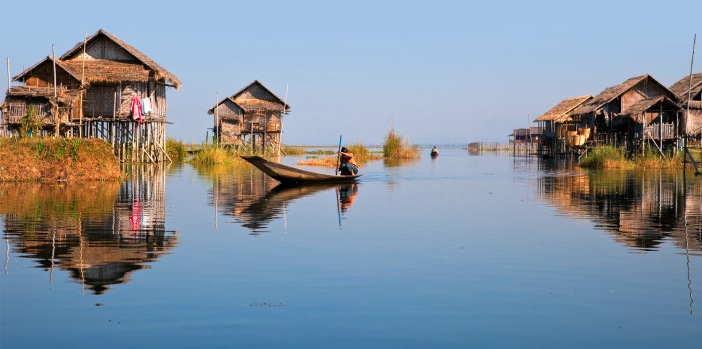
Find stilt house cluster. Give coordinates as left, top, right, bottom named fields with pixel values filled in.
left=534, top=73, right=702, bottom=157
left=207, top=80, right=290, bottom=156
left=0, top=29, right=181, bottom=162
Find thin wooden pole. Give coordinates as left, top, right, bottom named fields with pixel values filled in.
left=52, top=45, right=59, bottom=137
left=685, top=34, right=696, bottom=137
left=659, top=103, right=663, bottom=155
left=279, top=83, right=288, bottom=156
left=52, top=45, right=57, bottom=99
left=642, top=112, right=646, bottom=156
left=215, top=92, right=218, bottom=147
left=79, top=32, right=87, bottom=138
left=6, top=57, right=9, bottom=94
left=3, top=57, right=8, bottom=134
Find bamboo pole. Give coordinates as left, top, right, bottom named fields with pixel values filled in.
left=279, top=83, right=288, bottom=156
left=3, top=57, right=8, bottom=135
left=52, top=45, right=57, bottom=99
left=6, top=57, right=9, bottom=94
left=659, top=103, right=663, bottom=155
left=215, top=92, right=218, bottom=147
left=685, top=34, right=696, bottom=138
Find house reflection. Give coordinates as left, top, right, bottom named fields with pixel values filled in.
left=0, top=165, right=176, bottom=294
left=537, top=163, right=702, bottom=252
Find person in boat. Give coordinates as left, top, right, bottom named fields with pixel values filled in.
left=431, top=146, right=439, bottom=156
left=338, top=147, right=360, bottom=175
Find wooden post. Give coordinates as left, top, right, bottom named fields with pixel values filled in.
left=642, top=112, right=646, bottom=156
left=6, top=57, right=9, bottom=94
left=263, top=112, right=268, bottom=156
left=215, top=92, right=219, bottom=147
left=659, top=103, right=663, bottom=155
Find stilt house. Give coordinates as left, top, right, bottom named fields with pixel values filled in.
left=570, top=74, right=681, bottom=153
left=668, top=72, right=702, bottom=138
left=0, top=29, right=181, bottom=162
left=533, top=95, right=593, bottom=153
left=207, top=80, right=290, bottom=155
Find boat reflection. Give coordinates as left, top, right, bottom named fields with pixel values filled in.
left=537, top=164, right=702, bottom=252
left=0, top=165, right=176, bottom=294
left=207, top=164, right=360, bottom=233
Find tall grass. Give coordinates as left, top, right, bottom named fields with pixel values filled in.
left=283, top=147, right=305, bottom=155
left=189, top=144, right=238, bottom=165
left=383, top=129, right=420, bottom=159
left=346, top=143, right=375, bottom=162
left=630, top=147, right=682, bottom=169
left=166, top=138, right=188, bottom=162
left=579, top=145, right=629, bottom=169
left=580, top=145, right=682, bottom=169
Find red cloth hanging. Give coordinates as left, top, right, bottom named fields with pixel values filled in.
left=130, top=95, right=143, bottom=125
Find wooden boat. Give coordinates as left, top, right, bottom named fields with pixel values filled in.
left=241, top=156, right=362, bottom=184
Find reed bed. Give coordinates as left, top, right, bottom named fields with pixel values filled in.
left=189, top=145, right=245, bottom=165
left=580, top=145, right=683, bottom=169
left=383, top=129, right=421, bottom=159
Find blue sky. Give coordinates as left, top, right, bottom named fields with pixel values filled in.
left=2, top=0, right=700, bottom=145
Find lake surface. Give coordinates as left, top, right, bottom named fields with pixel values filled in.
left=1, top=148, right=701, bottom=348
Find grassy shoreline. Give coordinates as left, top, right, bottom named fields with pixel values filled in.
left=0, top=138, right=123, bottom=182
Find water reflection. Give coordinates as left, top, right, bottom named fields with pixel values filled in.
left=200, top=164, right=360, bottom=233
left=537, top=163, right=702, bottom=253
left=0, top=165, right=176, bottom=294
left=338, top=183, right=358, bottom=212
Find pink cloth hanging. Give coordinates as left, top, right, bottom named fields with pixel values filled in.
left=130, top=95, right=143, bottom=124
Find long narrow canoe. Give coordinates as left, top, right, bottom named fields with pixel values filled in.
left=241, top=156, right=362, bottom=184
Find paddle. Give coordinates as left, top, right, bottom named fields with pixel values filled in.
left=335, top=135, right=342, bottom=175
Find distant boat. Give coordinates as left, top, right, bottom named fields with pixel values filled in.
left=241, top=156, right=362, bottom=185
left=430, top=147, right=439, bottom=157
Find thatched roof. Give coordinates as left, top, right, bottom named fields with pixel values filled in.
left=669, top=72, right=702, bottom=100
left=235, top=99, right=286, bottom=111
left=230, top=80, right=290, bottom=111
left=60, top=29, right=181, bottom=89
left=534, top=95, right=592, bottom=122
left=12, top=56, right=73, bottom=82
left=61, top=59, right=149, bottom=84
left=573, top=74, right=674, bottom=115
left=6, top=85, right=83, bottom=104
left=208, top=80, right=291, bottom=115
left=618, top=96, right=682, bottom=124
left=207, top=97, right=243, bottom=115
left=12, top=56, right=150, bottom=86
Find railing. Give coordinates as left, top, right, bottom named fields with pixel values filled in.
left=4, top=102, right=52, bottom=124
left=645, top=123, right=676, bottom=140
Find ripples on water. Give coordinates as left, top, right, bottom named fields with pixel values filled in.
left=1, top=149, right=701, bottom=348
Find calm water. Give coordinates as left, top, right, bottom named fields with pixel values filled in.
left=1, top=148, right=701, bottom=348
